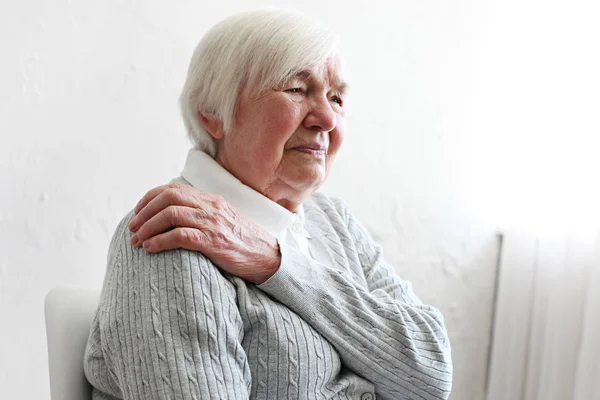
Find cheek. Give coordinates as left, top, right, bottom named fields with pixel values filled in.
left=267, top=100, right=304, bottom=146
left=255, top=99, right=304, bottom=163
left=277, top=100, right=304, bottom=130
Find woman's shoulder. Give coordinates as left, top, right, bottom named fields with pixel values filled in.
left=102, top=210, right=236, bottom=301
left=104, top=209, right=136, bottom=266
left=106, top=209, right=214, bottom=270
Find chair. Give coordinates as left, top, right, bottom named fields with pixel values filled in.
left=45, top=286, right=100, bottom=400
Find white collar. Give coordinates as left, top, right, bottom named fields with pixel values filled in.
left=180, top=148, right=306, bottom=238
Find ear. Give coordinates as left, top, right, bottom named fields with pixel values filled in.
left=199, top=112, right=225, bottom=140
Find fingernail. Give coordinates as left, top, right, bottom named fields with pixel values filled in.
left=131, top=234, right=139, bottom=246
left=129, top=219, right=138, bottom=231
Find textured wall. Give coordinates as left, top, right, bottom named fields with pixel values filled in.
left=0, top=1, right=498, bottom=399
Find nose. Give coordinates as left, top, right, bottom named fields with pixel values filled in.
left=303, top=95, right=337, bottom=133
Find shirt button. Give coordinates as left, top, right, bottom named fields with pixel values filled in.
left=360, top=393, right=373, bottom=400
left=292, top=221, right=303, bottom=233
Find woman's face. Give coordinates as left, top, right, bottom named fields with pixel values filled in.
left=214, top=58, right=347, bottom=211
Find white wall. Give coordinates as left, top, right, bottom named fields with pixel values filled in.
left=476, top=0, right=600, bottom=398
left=0, top=1, right=498, bottom=399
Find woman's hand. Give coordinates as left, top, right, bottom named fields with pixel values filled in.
left=128, top=183, right=281, bottom=285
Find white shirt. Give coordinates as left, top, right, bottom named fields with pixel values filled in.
left=178, top=148, right=312, bottom=258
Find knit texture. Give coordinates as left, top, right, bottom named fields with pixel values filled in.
left=84, top=192, right=453, bottom=400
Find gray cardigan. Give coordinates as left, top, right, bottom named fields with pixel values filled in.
left=84, top=192, right=452, bottom=399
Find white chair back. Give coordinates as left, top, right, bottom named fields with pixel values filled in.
left=44, top=286, right=100, bottom=400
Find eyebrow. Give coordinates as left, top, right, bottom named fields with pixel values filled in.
left=292, top=70, right=349, bottom=95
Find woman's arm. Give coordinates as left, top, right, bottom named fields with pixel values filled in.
left=126, top=184, right=451, bottom=399
left=256, top=201, right=453, bottom=400
left=85, top=213, right=251, bottom=399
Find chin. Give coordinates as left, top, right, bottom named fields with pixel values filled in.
left=293, top=176, right=324, bottom=193
left=280, top=161, right=326, bottom=190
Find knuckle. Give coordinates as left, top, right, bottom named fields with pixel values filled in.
left=168, top=182, right=185, bottom=189
left=166, top=205, right=181, bottom=224
left=165, top=187, right=183, bottom=203
left=213, top=195, right=228, bottom=212
left=192, top=208, right=207, bottom=223
left=180, top=228, right=200, bottom=244
left=176, top=228, right=189, bottom=242
left=214, top=231, right=228, bottom=246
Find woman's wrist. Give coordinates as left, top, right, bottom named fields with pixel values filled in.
left=247, top=237, right=281, bottom=285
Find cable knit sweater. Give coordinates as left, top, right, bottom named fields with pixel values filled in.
left=83, top=193, right=452, bottom=400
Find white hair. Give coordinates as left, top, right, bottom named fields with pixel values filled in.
left=179, top=9, right=341, bottom=157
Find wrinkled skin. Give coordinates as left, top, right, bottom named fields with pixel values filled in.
left=129, top=59, right=347, bottom=283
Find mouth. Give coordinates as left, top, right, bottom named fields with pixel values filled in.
left=293, top=143, right=327, bottom=157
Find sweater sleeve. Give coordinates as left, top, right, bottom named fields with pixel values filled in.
left=86, top=216, right=251, bottom=400
left=257, top=205, right=453, bottom=400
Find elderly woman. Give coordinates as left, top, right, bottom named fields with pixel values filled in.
left=84, top=10, right=452, bottom=400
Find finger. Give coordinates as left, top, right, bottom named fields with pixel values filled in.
left=134, top=184, right=171, bottom=214
left=142, top=227, right=207, bottom=253
left=130, top=185, right=198, bottom=232
left=133, top=205, right=202, bottom=245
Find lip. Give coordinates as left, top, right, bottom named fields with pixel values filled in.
left=293, top=145, right=327, bottom=157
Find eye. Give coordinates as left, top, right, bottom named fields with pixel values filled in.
left=331, top=95, right=343, bottom=106
left=284, top=87, right=302, bottom=93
